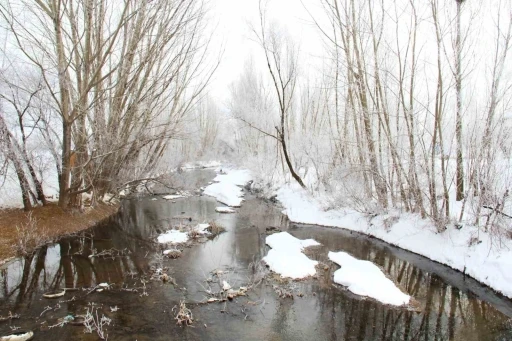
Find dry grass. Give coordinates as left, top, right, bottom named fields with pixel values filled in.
left=163, top=249, right=182, bottom=259
left=0, top=203, right=119, bottom=263
left=11, top=212, right=51, bottom=257
left=187, top=229, right=202, bottom=239
left=207, top=221, right=226, bottom=235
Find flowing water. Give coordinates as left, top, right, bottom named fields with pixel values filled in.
left=1, top=169, right=512, bottom=340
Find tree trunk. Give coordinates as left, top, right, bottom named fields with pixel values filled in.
left=58, top=121, right=72, bottom=208
left=12, top=156, right=33, bottom=211
left=0, top=114, right=32, bottom=210
left=455, top=0, right=464, bottom=201
left=278, top=127, right=306, bottom=188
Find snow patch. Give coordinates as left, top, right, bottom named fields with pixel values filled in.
left=203, top=169, right=252, bottom=207
left=162, top=194, right=184, bottom=200
left=222, top=280, right=232, bottom=291
left=262, top=232, right=320, bottom=279
left=157, top=230, right=189, bottom=244
left=194, top=223, right=211, bottom=235
left=329, top=251, right=410, bottom=306
left=212, top=169, right=252, bottom=186
left=265, top=231, right=320, bottom=252
left=215, top=206, right=236, bottom=213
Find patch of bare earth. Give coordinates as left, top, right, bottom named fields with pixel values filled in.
left=0, top=203, right=119, bottom=264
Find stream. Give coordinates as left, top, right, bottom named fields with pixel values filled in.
left=1, top=169, right=512, bottom=340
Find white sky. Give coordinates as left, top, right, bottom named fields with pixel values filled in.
left=207, top=0, right=325, bottom=106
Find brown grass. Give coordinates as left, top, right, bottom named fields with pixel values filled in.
left=207, top=221, right=226, bottom=235
left=0, top=203, right=119, bottom=264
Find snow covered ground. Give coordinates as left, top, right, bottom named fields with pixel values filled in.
left=277, top=184, right=512, bottom=299
left=203, top=169, right=252, bottom=207
left=262, top=232, right=320, bottom=279
left=329, top=251, right=410, bottom=306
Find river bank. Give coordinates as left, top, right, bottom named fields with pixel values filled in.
left=0, top=203, right=119, bottom=265
left=271, top=183, right=512, bottom=299
left=201, top=165, right=512, bottom=300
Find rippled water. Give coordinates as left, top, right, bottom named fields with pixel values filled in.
left=1, top=169, right=511, bottom=340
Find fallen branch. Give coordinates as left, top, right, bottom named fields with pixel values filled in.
left=483, top=205, right=512, bottom=219
left=0, top=312, right=20, bottom=322
left=173, top=301, right=193, bottom=326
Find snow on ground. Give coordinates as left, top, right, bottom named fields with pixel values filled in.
left=277, top=185, right=512, bottom=298
left=157, top=230, right=189, bottom=244
left=262, top=232, right=320, bottom=279
left=329, top=251, right=410, bottom=306
left=215, top=207, right=236, bottom=213
left=203, top=169, right=252, bottom=207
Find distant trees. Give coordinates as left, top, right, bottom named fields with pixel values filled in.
left=0, top=0, right=215, bottom=209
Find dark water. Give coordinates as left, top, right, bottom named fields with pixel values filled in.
left=1, top=169, right=512, bottom=340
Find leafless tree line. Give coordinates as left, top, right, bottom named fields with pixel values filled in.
left=230, top=0, right=512, bottom=232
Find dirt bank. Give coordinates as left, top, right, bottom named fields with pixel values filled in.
left=0, top=203, right=119, bottom=265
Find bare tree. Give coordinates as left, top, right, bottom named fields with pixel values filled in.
left=455, top=0, right=465, bottom=202
left=250, top=0, right=306, bottom=189
left=0, top=76, right=47, bottom=205
left=0, top=110, right=32, bottom=210
left=1, top=0, right=216, bottom=208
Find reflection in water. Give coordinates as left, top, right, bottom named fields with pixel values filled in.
left=0, top=171, right=511, bottom=340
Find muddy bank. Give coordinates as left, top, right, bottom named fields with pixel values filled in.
left=0, top=203, right=119, bottom=265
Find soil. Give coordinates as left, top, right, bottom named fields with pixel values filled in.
left=0, top=203, right=119, bottom=264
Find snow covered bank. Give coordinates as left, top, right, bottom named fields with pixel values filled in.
left=203, top=169, right=252, bottom=207
left=329, top=251, right=410, bottom=306
left=277, top=185, right=512, bottom=298
left=262, top=232, right=320, bottom=279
